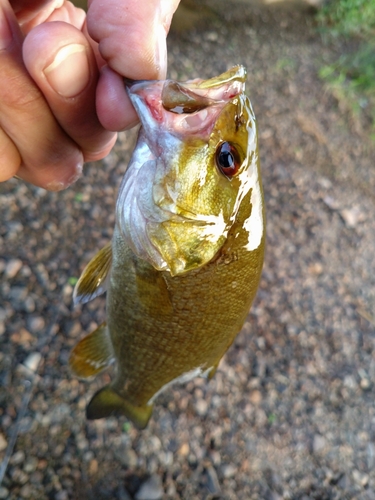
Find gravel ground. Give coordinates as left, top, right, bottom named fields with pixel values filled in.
left=1, top=1, right=375, bottom=499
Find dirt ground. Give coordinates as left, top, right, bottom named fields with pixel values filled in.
left=1, top=1, right=375, bottom=499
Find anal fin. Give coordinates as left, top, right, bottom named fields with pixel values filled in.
left=86, top=386, right=153, bottom=430
left=74, top=241, right=112, bottom=305
left=207, top=363, right=219, bottom=380
left=69, top=322, right=113, bottom=378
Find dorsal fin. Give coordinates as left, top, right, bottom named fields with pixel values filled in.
left=69, top=323, right=114, bottom=378
left=73, top=242, right=112, bottom=305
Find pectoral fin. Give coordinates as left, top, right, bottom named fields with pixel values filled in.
left=69, top=322, right=114, bottom=378
left=86, top=386, right=153, bottom=430
left=73, top=242, right=112, bottom=305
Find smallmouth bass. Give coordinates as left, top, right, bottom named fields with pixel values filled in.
left=70, top=66, right=265, bottom=429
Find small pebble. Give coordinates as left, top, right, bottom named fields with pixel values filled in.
left=135, top=474, right=164, bottom=500
left=221, top=464, right=237, bottom=478
left=83, top=451, right=94, bottom=462
left=23, top=457, right=38, bottom=473
left=205, top=31, right=218, bottom=42
left=0, top=308, right=8, bottom=322
left=9, top=286, right=28, bottom=303
left=353, top=469, right=369, bottom=487
left=340, top=206, right=365, bottom=228
left=89, top=459, right=98, bottom=475
left=28, top=316, right=45, bottom=333
left=166, top=482, right=177, bottom=497
left=11, top=328, right=34, bottom=345
left=115, top=448, right=138, bottom=468
left=195, top=398, right=208, bottom=417
left=19, top=417, right=35, bottom=434
left=24, top=352, right=42, bottom=373
left=55, top=490, right=69, bottom=500
left=62, top=284, right=73, bottom=298
left=19, top=483, right=32, bottom=498
left=5, top=259, right=23, bottom=278
left=10, top=450, right=25, bottom=465
left=178, top=442, right=190, bottom=456
left=0, top=433, right=7, bottom=452
left=360, top=378, right=371, bottom=390
left=0, top=487, right=9, bottom=499
left=11, top=468, right=28, bottom=485
left=343, top=375, right=357, bottom=390
left=24, top=296, right=35, bottom=313
left=312, top=434, right=326, bottom=454
left=249, top=390, right=262, bottom=405
left=308, top=262, right=323, bottom=275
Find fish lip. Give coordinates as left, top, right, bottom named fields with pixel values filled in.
left=124, top=66, right=247, bottom=116
left=124, top=65, right=247, bottom=92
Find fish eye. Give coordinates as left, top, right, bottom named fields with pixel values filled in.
left=215, top=142, right=241, bottom=177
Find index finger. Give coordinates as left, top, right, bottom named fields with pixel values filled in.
left=9, top=0, right=86, bottom=37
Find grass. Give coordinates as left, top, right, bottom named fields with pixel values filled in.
left=317, top=0, right=375, bottom=138
left=317, top=0, right=375, bottom=38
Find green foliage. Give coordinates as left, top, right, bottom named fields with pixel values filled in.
left=268, top=413, right=276, bottom=425
left=317, top=0, right=375, bottom=138
left=122, top=422, right=131, bottom=433
left=317, top=0, right=375, bottom=38
left=74, top=192, right=83, bottom=202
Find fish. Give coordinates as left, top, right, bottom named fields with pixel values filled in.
left=69, top=65, right=265, bottom=429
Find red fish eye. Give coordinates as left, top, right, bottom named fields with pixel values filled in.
left=215, top=142, right=241, bottom=177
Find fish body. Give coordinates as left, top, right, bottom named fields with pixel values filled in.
left=70, top=66, right=265, bottom=429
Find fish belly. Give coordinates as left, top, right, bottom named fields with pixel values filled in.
left=107, top=224, right=264, bottom=407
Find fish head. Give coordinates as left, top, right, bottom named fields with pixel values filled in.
left=117, top=66, right=262, bottom=276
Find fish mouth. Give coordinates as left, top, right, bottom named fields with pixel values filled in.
left=125, top=66, right=247, bottom=141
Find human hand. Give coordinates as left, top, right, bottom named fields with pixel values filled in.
left=0, top=0, right=180, bottom=190
left=0, top=0, right=117, bottom=190
left=87, top=0, right=180, bottom=131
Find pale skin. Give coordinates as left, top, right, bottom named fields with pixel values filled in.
left=0, top=0, right=180, bottom=190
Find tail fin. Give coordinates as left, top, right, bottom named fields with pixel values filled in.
left=86, top=386, right=153, bottom=430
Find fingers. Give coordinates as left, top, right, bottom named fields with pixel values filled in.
left=23, top=21, right=116, bottom=161
left=10, top=0, right=85, bottom=34
left=96, top=65, right=138, bottom=131
left=1, top=0, right=182, bottom=190
left=87, top=0, right=180, bottom=80
left=88, top=0, right=180, bottom=130
left=0, top=127, right=21, bottom=181
left=0, top=0, right=83, bottom=188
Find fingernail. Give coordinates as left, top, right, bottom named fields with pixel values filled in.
left=155, top=24, right=167, bottom=79
left=0, top=7, right=13, bottom=50
left=44, top=44, right=90, bottom=98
